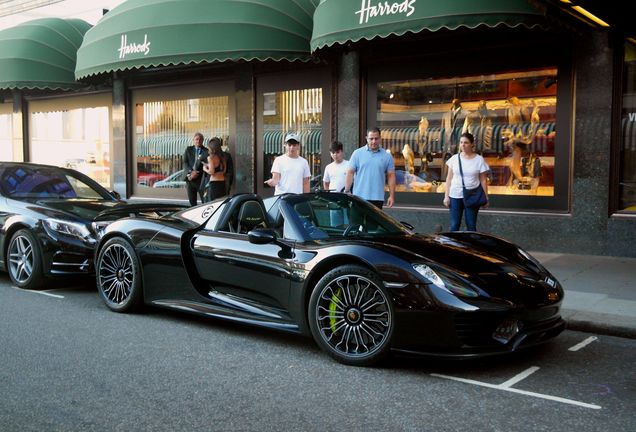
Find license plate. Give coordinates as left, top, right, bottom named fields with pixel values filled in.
left=492, top=319, right=521, bottom=344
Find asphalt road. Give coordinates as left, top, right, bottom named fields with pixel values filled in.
left=1, top=274, right=634, bottom=432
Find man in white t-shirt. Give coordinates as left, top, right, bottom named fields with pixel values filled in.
left=323, top=141, right=349, bottom=192
left=265, top=133, right=310, bottom=195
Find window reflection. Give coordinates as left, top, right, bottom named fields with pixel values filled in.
left=0, top=103, right=11, bottom=161
left=134, top=96, right=229, bottom=192
left=262, top=88, right=323, bottom=188
left=620, top=41, right=636, bottom=211
left=30, top=106, right=111, bottom=188
left=376, top=68, right=558, bottom=197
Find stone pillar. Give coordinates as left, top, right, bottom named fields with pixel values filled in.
left=234, top=64, right=254, bottom=193
left=11, top=90, right=24, bottom=162
left=111, top=78, right=127, bottom=197
left=337, top=51, right=361, bottom=158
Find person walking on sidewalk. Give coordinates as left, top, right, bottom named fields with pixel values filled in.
left=443, top=132, right=489, bottom=231
left=344, top=127, right=396, bottom=209
left=264, top=132, right=311, bottom=195
left=323, top=140, right=349, bottom=192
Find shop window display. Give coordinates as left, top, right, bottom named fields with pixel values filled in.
left=375, top=68, right=558, bottom=197
left=134, top=96, right=229, bottom=191
left=30, top=102, right=111, bottom=188
left=619, top=41, right=636, bottom=211
left=0, top=103, right=11, bottom=161
left=262, top=88, right=323, bottom=189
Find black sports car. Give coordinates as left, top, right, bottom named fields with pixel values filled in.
left=95, top=192, right=565, bottom=365
left=0, top=162, right=185, bottom=290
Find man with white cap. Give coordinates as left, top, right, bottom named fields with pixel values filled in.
left=265, top=132, right=310, bottom=195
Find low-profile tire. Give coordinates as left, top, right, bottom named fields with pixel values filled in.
left=308, top=265, right=394, bottom=366
left=96, top=237, right=143, bottom=313
left=7, top=229, right=44, bottom=290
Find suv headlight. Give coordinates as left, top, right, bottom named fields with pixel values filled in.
left=413, top=263, right=479, bottom=298
left=43, top=218, right=94, bottom=243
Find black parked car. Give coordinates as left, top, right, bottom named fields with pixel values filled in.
left=0, top=162, right=185, bottom=290
left=95, top=192, right=565, bottom=365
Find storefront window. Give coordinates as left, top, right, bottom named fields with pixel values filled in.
left=134, top=96, right=229, bottom=192
left=262, top=88, right=323, bottom=190
left=619, top=41, right=636, bottom=211
left=0, top=103, right=11, bottom=161
left=29, top=96, right=111, bottom=188
left=375, top=68, right=558, bottom=198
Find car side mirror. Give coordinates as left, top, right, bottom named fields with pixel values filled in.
left=110, top=190, right=122, bottom=200
left=248, top=228, right=278, bottom=245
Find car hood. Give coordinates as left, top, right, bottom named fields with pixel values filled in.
left=26, top=198, right=184, bottom=223
left=328, top=233, right=560, bottom=304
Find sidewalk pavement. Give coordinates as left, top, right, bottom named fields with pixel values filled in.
left=530, top=252, right=636, bottom=339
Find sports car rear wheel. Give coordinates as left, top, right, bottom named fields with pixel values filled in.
left=309, top=265, right=394, bottom=366
left=8, top=229, right=44, bottom=290
left=96, top=237, right=142, bottom=312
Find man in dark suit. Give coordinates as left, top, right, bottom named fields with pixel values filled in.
left=182, top=132, right=208, bottom=206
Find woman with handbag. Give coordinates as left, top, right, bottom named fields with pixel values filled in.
left=443, top=132, right=490, bottom=231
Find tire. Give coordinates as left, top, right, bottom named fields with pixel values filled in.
left=308, top=265, right=394, bottom=366
left=7, top=229, right=44, bottom=290
left=96, top=237, right=143, bottom=312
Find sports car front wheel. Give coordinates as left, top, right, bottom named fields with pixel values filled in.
left=309, top=265, right=394, bottom=366
left=96, top=237, right=142, bottom=313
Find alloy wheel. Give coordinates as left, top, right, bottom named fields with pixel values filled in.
left=98, top=243, right=135, bottom=304
left=314, top=274, right=391, bottom=360
left=8, top=234, right=34, bottom=284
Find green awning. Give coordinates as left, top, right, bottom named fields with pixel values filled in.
left=0, top=18, right=91, bottom=90
left=311, top=0, right=548, bottom=51
left=76, top=0, right=319, bottom=79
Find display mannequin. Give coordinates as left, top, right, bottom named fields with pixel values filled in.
left=402, top=143, right=415, bottom=174
left=441, top=99, right=468, bottom=177
left=506, top=97, right=529, bottom=126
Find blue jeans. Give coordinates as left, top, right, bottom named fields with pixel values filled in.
left=449, top=197, right=479, bottom=231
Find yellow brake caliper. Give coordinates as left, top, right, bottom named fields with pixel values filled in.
left=329, top=288, right=342, bottom=333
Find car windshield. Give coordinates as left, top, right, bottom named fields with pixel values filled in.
left=285, top=193, right=408, bottom=239
left=0, top=165, right=111, bottom=200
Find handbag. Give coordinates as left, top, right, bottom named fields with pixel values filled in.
left=457, top=154, right=488, bottom=208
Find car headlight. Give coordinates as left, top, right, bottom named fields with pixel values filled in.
left=43, top=218, right=94, bottom=243
left=517, top=247, right=546, bottom=271
left=413, top=263, right=479, bottom=298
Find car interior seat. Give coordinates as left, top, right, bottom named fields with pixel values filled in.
left=236, top=200, right=268, bottom=234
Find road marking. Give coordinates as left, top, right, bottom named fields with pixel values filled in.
left=499, top=366, right=540, bottom=388
left=569, top=336, right=598, bottom=352
left=10, top=286, right=64, bottom=299
left=431, top=373, right=601, bottom=410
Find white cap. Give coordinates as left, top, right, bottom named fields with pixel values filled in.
left=284, top=132, right=300, bottom=143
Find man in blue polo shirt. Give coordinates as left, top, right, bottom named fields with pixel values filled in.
left=344, top=127, right=396, bottom=209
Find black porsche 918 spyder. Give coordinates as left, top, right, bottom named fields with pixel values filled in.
left=95, top=192, right=565, bottom=365
left=0, top=162, right=185, bottom=290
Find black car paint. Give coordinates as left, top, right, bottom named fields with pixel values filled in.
left=0, top=163, right=185, bottom=282
left=96, top=193, right=564, bottom=357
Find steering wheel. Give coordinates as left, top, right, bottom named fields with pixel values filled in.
left=343, top=223, right=365, bottom=237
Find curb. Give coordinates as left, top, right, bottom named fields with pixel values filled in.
left=565, top=319, right=636, bottom=340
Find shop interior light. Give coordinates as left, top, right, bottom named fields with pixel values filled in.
left=571, top=6, right=610, bottom=27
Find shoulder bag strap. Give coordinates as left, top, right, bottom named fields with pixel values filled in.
left=457, top=154, right=467, bottom=189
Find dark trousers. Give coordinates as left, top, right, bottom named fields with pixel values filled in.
left=186, top=179, right=204, bottom=206
left=369, top=200, right=384, bottom=209
left=449, top=197, right=479, bottom=231
left=205, top=181, right=226, bottom=202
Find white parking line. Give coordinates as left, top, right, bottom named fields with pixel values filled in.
left=431, top=373, right=601, bottom=410
left=499, top=366, right=540, bottom=388
left=10, top=286, right=64, bottom=299
left=569, top=336, right=598, bottom=352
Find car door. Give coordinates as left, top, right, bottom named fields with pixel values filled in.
left=191, top=230, right=296, bottom=322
